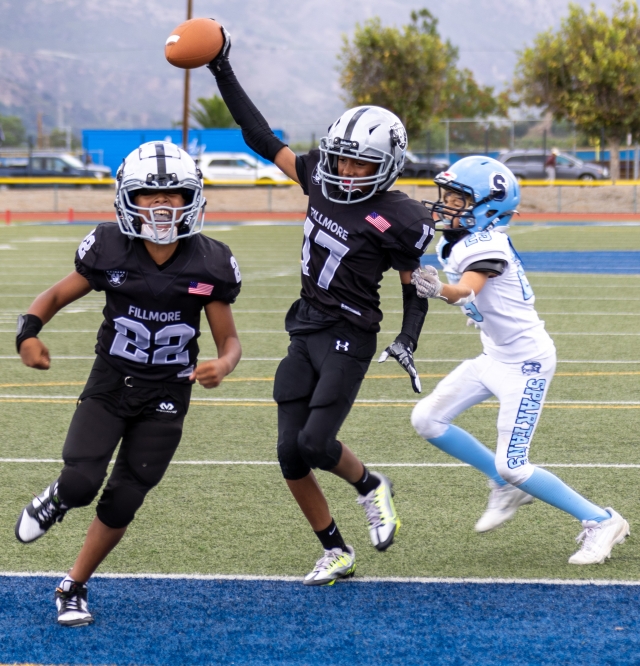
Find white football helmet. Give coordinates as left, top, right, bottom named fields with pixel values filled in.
left=115, top=141, right=206, bottom=244
left=317, top=106, right=407, bottom=204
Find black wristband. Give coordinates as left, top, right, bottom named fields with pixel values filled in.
left=207, top=58, right=287, bottom=163
left=400, top=283, right=428, bottom=351
left=16, top=314, right=43, bottom=353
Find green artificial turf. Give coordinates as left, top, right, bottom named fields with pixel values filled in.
left=0, top=222, right=638, bottom=580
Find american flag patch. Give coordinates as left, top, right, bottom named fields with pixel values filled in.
left=188, top=281, right=214, bottom=296
left=365, top=212, right=391, bottom=233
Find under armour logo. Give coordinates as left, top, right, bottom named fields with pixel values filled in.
left=335, top=340, right=350, bottom=352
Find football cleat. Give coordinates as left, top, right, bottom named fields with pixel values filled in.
left=357, top=472, right=400, bottom=550
left=568, top=508, right=630, bottom=565
left=303, top=546, right=356, bottom=586
left=15, top=480, right=68, bottom=543
left=56, top=580, right=94, bottom=627
left=475, top=480, right=534, bottom=533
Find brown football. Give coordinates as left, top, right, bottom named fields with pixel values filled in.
left=165, top=18, right=224, bottom=69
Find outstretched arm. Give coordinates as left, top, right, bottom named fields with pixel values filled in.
left=189, top=300, right=242, bottom=388
left=18, top=271, right=93, bottom=369
left=207, top=26, right=299, bottom=183
left=412, top=266, right=489, bottom=305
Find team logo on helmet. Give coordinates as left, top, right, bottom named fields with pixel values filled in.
left=521, top=361, right=541, bottom=375
left=390, top=122, right=407, bottom=150
left=311, top=163, right=322, bottom=185
left=105, top=270, right=127, bottom=287
left=437, top=170, right=457, bottom=183
left=490, top=172, right=508, bottom=202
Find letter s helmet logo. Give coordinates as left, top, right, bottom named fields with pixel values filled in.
left=490, top=172, right=508, bottom=201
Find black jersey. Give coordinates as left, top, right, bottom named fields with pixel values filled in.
left=75, top=223, right=241, bottom=383
left=294, top=150, right=435, bottom=332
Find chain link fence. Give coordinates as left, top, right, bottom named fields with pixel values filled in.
left=410, top=119, right=640, bottom=179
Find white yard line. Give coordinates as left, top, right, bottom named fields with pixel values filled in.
left=0, top=458, right=638, bottom=469
left=0, top=394, right=638, bottom=405
left=0, top=571, right=638, bottom=585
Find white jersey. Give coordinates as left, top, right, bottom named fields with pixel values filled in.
left=437, top=230, right=555, bottom=362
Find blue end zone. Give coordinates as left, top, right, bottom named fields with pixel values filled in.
left=422, top=251, right=640, bottom=274
left=2, top=576, right=639, bottom=665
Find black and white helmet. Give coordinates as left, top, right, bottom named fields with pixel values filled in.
left=317, top=106, right=407, bottom=204
left=115, top=141, right=206, bottom=244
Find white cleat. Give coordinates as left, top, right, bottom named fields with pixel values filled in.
left=357, top=472, right=400, bottom=551
left=303, top=546, right=356, bottom=586
left=56, top=580, right=94, bottom=627
left=15, top=481, right=67, bottom=543
left=568, top=508, right=630, bottom=565
left=475, top=480, right=534, bottom=533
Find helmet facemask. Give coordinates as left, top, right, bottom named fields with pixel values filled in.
left=121, top=185, right=203, bottom=245
left=318, top=137, right=391, bottom=204
left=429, top=184, right=476, bottom=232
left=115, top=142, right=206, bottom=244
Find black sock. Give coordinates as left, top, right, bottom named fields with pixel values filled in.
left=314, top=519, right=347, bottom=551
left=353, top=466, right=380, bottom=496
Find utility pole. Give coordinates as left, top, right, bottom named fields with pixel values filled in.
left=182, top=0, right=193, bottom=151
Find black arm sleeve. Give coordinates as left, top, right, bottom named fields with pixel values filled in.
left=396, top=283, right=429, bottom=352
left=464, top=259, right=507, bottom=275
left=207, top=59, right=287, bottom=163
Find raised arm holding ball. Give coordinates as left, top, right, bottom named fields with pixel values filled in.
left=187, top=22, right=436, bottom=585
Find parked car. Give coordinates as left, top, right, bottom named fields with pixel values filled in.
left=0, top=152, right=111, bottom=179
left=197, top=152, right=290, bottom=183
left=497, top=150, right=608, bottom=181
left=399, top=151, right=449, bottom=179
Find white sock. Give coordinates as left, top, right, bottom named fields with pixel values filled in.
left=58, top=574, right=77, bottom=592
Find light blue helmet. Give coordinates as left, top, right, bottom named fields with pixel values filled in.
left=428, top=155, right=520, bottom=232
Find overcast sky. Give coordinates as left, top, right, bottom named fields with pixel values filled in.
left=0, top=0, right=619, bottom=141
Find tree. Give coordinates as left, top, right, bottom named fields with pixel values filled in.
left=513, top=1, right=640, bottom=182
left=338, top=9, right=502, bottom=140
left=190, top=95, right=237, bottom=129
left=0, top=115, right=26, bottom=146
left=49, top=128, right=81, bottom=150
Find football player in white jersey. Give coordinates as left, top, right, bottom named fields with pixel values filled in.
left=410, top=156, right=629, bottom=565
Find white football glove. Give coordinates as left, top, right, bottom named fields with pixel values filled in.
left=411, top=265, right=443, bottom=299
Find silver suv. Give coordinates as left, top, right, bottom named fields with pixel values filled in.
left=497, top=150, right=608, bottom=181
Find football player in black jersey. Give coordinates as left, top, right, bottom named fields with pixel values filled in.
left=207, top=26, right=434, bottom=585
left=14, top=141, right=242, bottom=626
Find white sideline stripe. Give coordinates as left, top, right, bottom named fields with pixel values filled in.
left=1, top=458, right=639, bottom=469
left=0, top=571, right=639, bottom=586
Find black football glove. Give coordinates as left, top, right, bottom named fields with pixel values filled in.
left=208, top=21, right=232, bottom=72
left=378, top=337, right=421, bottom=393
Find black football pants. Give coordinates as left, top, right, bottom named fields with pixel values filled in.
left=274, top=322, right=376, bottom=480
left=57, top=356, right=191, bottom=529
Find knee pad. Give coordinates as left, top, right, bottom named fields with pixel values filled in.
left=411, top=396, right=449, bottom=441
left=297, top=429, right=342, bottom=471
left=96, top=484, right=146, bottom=529
left=57, top=467, right=103, bottom=508
left=277, top=429, right=310, bottom=480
